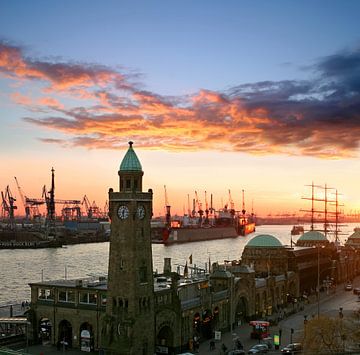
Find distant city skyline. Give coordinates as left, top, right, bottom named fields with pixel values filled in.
left=1, top=0, right=360, bottom=217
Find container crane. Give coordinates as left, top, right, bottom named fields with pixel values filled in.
left=164, top=185, right=171, bottom=227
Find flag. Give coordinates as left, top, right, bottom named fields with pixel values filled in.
left=184, top=261, right=188, bottom=277
left=189, top=254, right=193, bottom=264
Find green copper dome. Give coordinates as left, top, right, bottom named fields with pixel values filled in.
left=119, top=141, right=143, bottom=172
left=298, top=231, right=327, bottom=241
left=246, top=234, right=283, bottom=248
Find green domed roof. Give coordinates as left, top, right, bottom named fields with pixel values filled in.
left=119, top=141, right=142, bottom=172
left=246, top=234, right=283, bottom=248
left=298, top=231, right=327, bottom=241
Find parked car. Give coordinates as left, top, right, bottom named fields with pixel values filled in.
left=248, top=344, right=269, bottom=354
left=281, top=342, right=302, bottom=353
left=353, top=287, right=360, bottom=295
left=345, top=283, right=353, bottom=291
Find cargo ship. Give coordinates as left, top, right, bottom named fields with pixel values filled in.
left=151, top=207, right=255, bottom=244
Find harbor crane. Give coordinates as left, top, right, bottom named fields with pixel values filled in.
left=204, top=191, right=209, bottom=223
left=241, top=189, right=246, bottom=215
left=194, top=191, right=204, bottom=224
left=14, top=176, right=29, bottom=219
left=228, top=189, right=235, bottom=216
left=81, top=195, right=101, bottom=219
left=164, top=185, right=171, bottom=227
left=1, top=186, right=17, bottom=227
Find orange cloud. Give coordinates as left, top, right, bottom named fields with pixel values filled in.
left=2, top=41, right=360, bottom=159
left=10, top=92, right=32, bottom=106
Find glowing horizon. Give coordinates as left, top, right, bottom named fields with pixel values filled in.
left=1, top=1, right=360, bottom=218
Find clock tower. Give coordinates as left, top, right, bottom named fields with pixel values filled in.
left=103, top=141, right=155, bottom=354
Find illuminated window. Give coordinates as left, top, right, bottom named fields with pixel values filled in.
left=38, top=288, right=54, bottom=300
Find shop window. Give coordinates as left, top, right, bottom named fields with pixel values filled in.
left=38, top=288, right=54, bottom=300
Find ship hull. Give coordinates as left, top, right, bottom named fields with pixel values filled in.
left=163, top=226, right=238, bottom=244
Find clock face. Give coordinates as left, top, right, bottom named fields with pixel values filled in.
left=137, top=205, right=145, bottom=219
left=117, top=205, right=129, bottom=220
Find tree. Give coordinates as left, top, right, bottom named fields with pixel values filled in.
left=302, top=313, right=360, bottom=354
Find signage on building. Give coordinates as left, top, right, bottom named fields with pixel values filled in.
left=214, top=331, right=221, bottom=340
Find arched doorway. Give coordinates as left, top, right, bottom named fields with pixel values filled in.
left=235, top=297, right=248, bottom=325
left=58, top=319, right=72, bottom=349
left=80, top=322, right=94, bottom=352
left=156, top=326, right=174, bottom=355
left=38, top=317, right=52, bottom=344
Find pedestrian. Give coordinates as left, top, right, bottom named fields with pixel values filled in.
left=210, top=340, right=215, bottom=350
left=221, top=343, right=227, bottom=354
left=236, top=338, right=243, bottom=350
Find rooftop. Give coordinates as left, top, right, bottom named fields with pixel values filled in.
left=119, top=141, right=143, bottom=172
left=297, top=230, right=327, bottom=241
left=246, top=234, right=283, bottom=248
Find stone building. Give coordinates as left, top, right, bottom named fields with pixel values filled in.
left=27, top=142, right=360, bottom=354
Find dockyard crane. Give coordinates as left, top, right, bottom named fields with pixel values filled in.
left=194, top=191, right=204, bottom=224
left=241, top=189, right=246, bottom=216
left=1, top=190, right=9, bottom=219
left=82, top=195, right=92, bottom=218
left=228, top=189, right=235, bottom=216
left=1, top=186, right=17, bottom=227
left=164, top=185, right=171, bottom=227
left=187, top=194, right=191, bottom=217
left=14, top=176, right=31, bottom=219
left=204, top=191, right=209, bottom=224
left=103, top=200, right=109, bottom=218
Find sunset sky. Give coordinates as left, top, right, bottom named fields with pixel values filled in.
left=1, top=0, right=360, bottom=217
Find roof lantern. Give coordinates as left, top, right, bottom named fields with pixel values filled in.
left=119, top=141, right=143, bottom=172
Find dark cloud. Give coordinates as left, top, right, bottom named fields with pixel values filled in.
left=1, top=40, right=360, bottom=158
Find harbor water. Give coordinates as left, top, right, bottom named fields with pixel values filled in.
left=0, top=223, right=358, bottom=305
